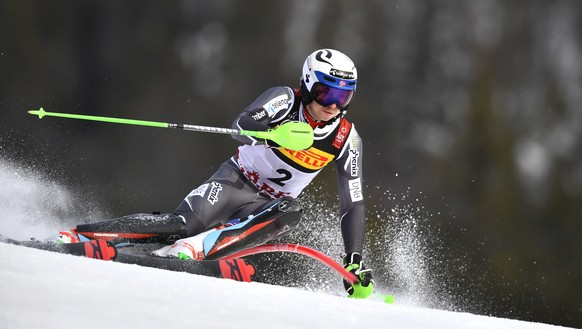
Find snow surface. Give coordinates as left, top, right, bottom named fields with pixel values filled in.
left=0, top=159, right=573, bottom=328
left=0, top=242, right=568, bottom=329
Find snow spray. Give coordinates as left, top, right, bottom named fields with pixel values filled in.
left=0, top=159, right=100, bottom=240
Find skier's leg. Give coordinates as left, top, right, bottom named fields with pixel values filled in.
left=154, top=196, right=303, bottom=260
left=58, top=160, right=258, bottom=245
left=202, top=196, right=303, bottom=259
left=173, top=160, right=270, bottom=237
left=73, top=213, right=188, bottom=244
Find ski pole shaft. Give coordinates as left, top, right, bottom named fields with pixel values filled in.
left=28, top=107, right=239, bottom=134
left=29, top=107, right=169, bottom=128
left=28, top=107, right=313, bottom=150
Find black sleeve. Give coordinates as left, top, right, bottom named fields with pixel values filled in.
left=334, top=125, right=366, bottom=254
left=236, top=115, right=269, bottom=132
left=231, top=86, right=296, bottom=145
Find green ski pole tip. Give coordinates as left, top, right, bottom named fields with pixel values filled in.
left=28, top=107, right=46, bottom=119
left=374, top=293, right=395, bottom=304
left=384, top=294, right=395, bottom=304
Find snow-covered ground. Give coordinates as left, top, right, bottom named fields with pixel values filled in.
left=0, top=159, right=573, bottom=328
left=0, top=242, right=568, bottom=329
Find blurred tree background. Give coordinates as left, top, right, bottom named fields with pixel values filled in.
left=1, top=0, right=580, bottom=327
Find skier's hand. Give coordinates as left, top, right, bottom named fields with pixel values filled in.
left=342, top=252, right=374, bottom=298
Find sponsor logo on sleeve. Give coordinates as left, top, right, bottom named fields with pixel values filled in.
left=264, top=94, right=289, bottom=115
left=251, top=109, right=267, bottom=121
left=348, top=149, right=359, bottom=177
left=348, top=178, right=363, bottom=202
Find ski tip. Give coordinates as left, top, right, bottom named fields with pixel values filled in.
left=28, top=107, right=45, bottom=119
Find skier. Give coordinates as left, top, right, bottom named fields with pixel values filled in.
left=58, top=48, right=373, bottom=297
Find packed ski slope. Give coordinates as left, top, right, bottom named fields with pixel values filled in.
left=0, top=160, right=572, bottom=328
left=0, top=242, right=568, bottom=329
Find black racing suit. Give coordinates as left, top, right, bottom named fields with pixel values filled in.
left=174, top=86, right=366, bottom=255
left=77, top=86, right=366, bottom=256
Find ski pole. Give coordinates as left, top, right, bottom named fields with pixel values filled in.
left=374, top=292, right=396, bottom=304
left=28, top=107, right=314, bottom=150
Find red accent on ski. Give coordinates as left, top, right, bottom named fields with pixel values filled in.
left=218, top=259, right=256, bottom=282
left=78, top=232, right=158, bottom=241
left=83, top=240, right=117, bottom=261
left=222, top=243, right=357, bottom=284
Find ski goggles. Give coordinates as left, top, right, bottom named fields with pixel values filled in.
left=311, top=83, right=355, bottom=109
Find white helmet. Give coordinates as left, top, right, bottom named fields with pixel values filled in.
left=301, top=49, right=357, bottom=110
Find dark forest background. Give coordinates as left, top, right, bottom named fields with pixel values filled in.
left=1, top=1, right=580, bottom=327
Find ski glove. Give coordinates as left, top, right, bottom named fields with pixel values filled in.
left=343, top=252, right=374, bottom=298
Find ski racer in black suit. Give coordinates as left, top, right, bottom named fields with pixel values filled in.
left=58, top=48, right=374, bottom=298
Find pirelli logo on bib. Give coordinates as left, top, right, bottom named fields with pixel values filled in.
left=279, top=147, right=335, bottom=171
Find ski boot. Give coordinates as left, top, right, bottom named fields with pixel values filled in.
left=56, top=228, right=81, bottom=244
left=152, top=219, right=241, bottom=260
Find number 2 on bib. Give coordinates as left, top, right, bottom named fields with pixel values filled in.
left=267, top=169, right=292, bottom=186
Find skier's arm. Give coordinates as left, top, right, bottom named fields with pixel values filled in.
left=335, top=126, right=366, bottom=255
left=232, top=87, right=295, bottom=145
left=335, top=126, right=374, bottom=297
